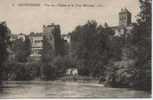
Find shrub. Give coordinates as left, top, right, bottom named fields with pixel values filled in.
left=2, top=61, right=42, bottom=80
left=52, top=55, right=77, bottom=77
left=104, top=59, right=137, bottom=88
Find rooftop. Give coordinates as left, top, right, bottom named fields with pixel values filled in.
left=29, top=32, right=43, bottom=36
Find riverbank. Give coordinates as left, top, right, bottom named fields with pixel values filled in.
left=1, top=75, right=151, bottom=94
left=0, top=80, right=151, bottom=98
left=1, top=80, right=104, bottom=88
left=1, top=78, right=151, bottom=94
left=57, top=75, right=99, bottom=83
left=1, top=79, right=99, bottom=86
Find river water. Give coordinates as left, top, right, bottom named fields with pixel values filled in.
left=0, top=81, right=151, bottom=98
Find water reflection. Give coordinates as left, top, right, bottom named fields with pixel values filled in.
left=0, top=81, right=150, bottom=98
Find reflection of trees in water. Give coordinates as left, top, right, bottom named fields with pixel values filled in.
left=0, top=81, right=150, bottom=98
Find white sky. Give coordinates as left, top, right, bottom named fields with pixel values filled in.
left=0, top=0, right=140, bottom=34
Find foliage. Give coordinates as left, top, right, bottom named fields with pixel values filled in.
left=41, top=55, right=77, bottom=80
left=52, top=55, right=77, bottom=77
left=71, top=20, right=115, bottom=77
left=2, top=61, right=42, bottom=80
left=0, top=22, right=10, bottom=81
left=103, top=0, right=152, bottom=91
left=41, top=35, right=54, bottom=62
left=41, top=30, right=70, bottom=80
left=131, top=0, right=152, bottom=91
left=41, top=34, right=55, bottom=80
left=12, top=36, right=31, bottom=62
left=104, top=56, right=137, bottom=88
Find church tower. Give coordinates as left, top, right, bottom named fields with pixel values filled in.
left=119, top=8, right=132, bottom=26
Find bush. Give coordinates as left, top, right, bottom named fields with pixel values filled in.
left=104, top=59, right=137, bottom=88
left=26, top=62, right=42, bottom=79
left=52, top=55, right=77, bottom=78
left=2, top=61, right=42, bottom=80
left=41, top=62, right=56, bottom=80
left=132, top=60, right=152, bottom=91
left=41, top=55, right=78, bottom=80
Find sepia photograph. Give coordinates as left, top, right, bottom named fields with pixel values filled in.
left=0, top=0, right=152, bottom=98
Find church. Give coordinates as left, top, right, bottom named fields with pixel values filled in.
left=112, top=8, right=135, bottom=37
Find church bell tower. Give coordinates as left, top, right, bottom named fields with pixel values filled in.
left=119, top=8, right=132, bottom=26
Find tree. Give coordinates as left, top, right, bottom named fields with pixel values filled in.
left=71, top=20, right=98, bottom=76
left=13, top=39, right=25, bottom=62
left=70, top=20, right=115, bottom=77
left=104, top=0, right=152, bottom=91
left=24, top=36, right=32, bottom=61
left=0, top=21, right=10, bottom=81
left=41, top=35, right=55, bottom=62
left=131, top=0, right=152, bottom=91
left=13, top=36, right=31, bottom=62
left=41, top=35, right=56, bottom=80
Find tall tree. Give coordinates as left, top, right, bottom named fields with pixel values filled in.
left=104, top=0, right=152, bottom=90
left=41, top=35, right=55, bottom=63
left=41, top=35, right=55, bottom=80
left=71, top=20, right=115, bottom=77
left=0, top=22, right=10, bottom=81
left=132, top=0, right=152, bottom=91
left=24, top=36, right=32, bottom=61
left=71, top=20, right=98, bottom=76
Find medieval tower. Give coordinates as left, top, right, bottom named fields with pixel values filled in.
left=42, top=23, right=63, bottom=56
left=119, top=8, right=132, bottom=26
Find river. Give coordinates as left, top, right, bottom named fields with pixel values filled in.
left=0, top=81, right=151, bottom=98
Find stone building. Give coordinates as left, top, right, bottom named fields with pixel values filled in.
left=29, top=23, right=64, bottom=61
left=29, top=32, right=43, bottom=61
left=112, top=8, right=135, bottom=37
left=119, top=8, right=132, bottom=26
left=43, top=23, right=63, bottom=56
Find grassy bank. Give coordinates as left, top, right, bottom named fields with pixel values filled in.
left=57, top=75, right=99, bottom=83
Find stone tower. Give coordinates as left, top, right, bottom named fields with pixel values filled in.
left=119, top=8, right=132, bottom=26
left=42, top=23, right=62, bottom=55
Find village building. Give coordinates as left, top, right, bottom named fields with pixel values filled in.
left=29, top=32, right=43, bottom=61
left=29, top=23, right=64, bottom=61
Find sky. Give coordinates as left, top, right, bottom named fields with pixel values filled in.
left=0, top=0, right=140, bottom=34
